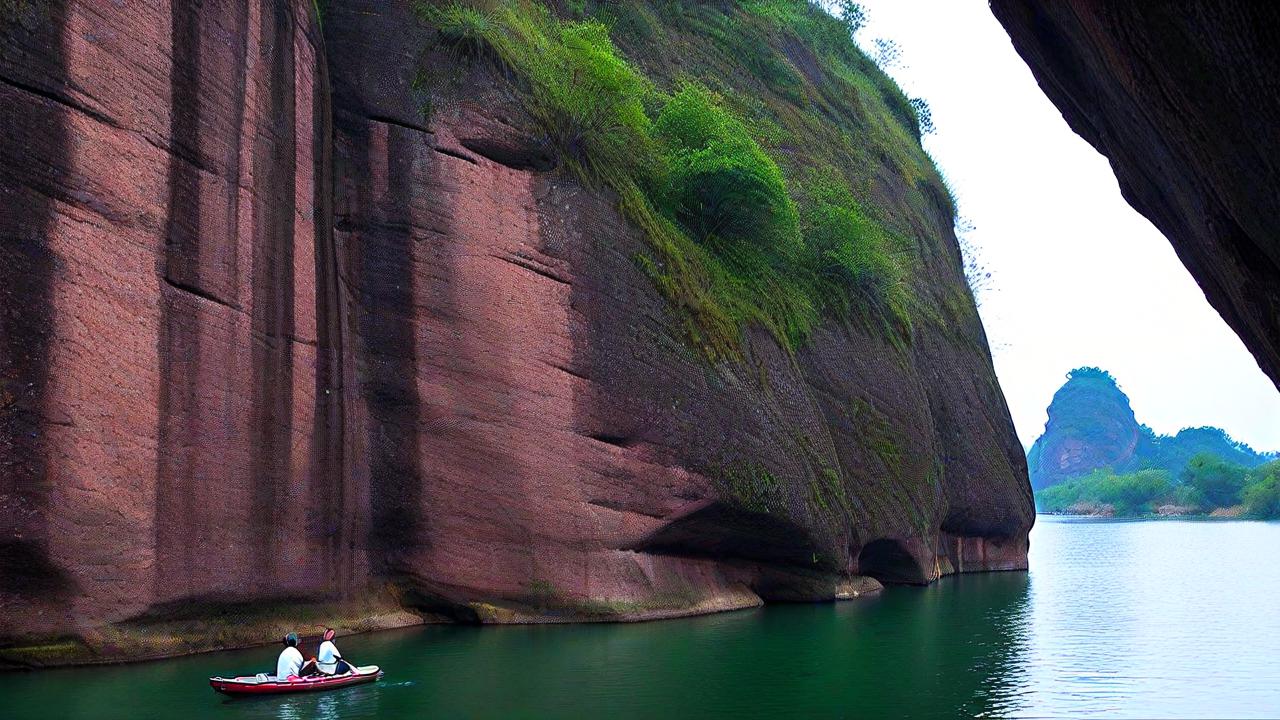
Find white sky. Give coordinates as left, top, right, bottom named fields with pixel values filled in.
left=852, top=0, right=1280, bottom=451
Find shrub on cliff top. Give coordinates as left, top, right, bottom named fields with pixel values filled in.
left=655, top=84, right=799, bottom=248
left=800, top=167, right=910, bottom=333
left=743, top=0, right=861, bottom=60
left=537, top=20, right=657, bottom=179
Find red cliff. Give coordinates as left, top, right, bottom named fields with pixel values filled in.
left=1, top=0, right=1031, bottom=666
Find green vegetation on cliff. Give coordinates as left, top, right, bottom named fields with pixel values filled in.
left=416, top=0, right=949, bottom=357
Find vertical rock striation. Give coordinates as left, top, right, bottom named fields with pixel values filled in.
left=1, top=0, right=344, bottom=659
left=1, top=0, right=72, bottom=647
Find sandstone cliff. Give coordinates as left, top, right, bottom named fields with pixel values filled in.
left=990, top=1, right=1280, bottom=390
left=0, top=0, right=1031, bottom=667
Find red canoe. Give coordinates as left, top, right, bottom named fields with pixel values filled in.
left=209, top=665, right=383, bottom=696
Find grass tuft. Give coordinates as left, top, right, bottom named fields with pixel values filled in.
left=428, top=2, right=498, bottom=55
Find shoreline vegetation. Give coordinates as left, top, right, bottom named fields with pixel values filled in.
left=1038, top=509, right=1255, bottom=520
left=1034, top=455, right=1280, bottom=520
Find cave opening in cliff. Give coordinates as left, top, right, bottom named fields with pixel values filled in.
left=857, top=539, right=927, bottom=585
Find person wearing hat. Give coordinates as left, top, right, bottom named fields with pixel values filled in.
left=275, top=632, right=304, bottom=681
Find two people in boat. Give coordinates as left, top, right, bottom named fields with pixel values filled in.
left=275, top=628, right=351, bottom=681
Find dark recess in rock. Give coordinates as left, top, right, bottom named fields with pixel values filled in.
left=858, top=539, right=928, bottom=586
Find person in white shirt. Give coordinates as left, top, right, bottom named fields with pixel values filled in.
left=316, top=628, right=349, bottom=675
left=275, top=632, right=304, bottom=681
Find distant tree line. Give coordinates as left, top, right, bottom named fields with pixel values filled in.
left=1036, top=454, right=1280, bottom=519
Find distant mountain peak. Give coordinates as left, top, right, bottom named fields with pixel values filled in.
left=1028, top=368, right=1272, bottom=489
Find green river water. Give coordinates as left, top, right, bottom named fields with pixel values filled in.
left=4, top=516, right=1279, bottom=719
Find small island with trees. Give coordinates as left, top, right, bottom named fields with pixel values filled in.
left=1029, top=368, right=1279, bottom=518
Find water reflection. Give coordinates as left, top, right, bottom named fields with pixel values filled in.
left=217, top=680, right=383, bottom=720
left=2, top=576, right=1037, bottom=720
left=970, top=574, right=1034, bottom=717
left=268, top=691, right=339, bottom=720
left=826, top=572, right=1033, bottom=718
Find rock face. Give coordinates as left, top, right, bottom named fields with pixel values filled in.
left=1, top=0, right=352, bottom=664
left=990, top=1, right=1280, bottom=390
left=1027, top=368, right=1272, bottom=489
left=1027, top=370, right=1143, bottom=490
left=1, top=1, right=1031, bottom=666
